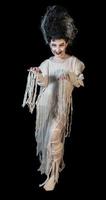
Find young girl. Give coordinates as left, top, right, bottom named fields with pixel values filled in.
left=22, top=5, right=85, bottom=191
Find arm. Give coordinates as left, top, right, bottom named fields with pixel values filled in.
left=70, top=58, right=85, bottom=87
left=69, top=72, right=84, bottom=87
left=28, top=67, right=48, bottom=87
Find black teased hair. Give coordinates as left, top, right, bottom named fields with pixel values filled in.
left=41, top=5, right=78, bottom=45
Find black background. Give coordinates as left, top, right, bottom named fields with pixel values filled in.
left=6, top=0, right=104, bottom=197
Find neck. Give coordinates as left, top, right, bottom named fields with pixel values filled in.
left=54, top=54, right=70, bottom=60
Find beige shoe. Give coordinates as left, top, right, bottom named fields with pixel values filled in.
left=43, top=175, right=56, bottom=191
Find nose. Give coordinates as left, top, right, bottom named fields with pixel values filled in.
left=56, top=47, right=61, bottom=53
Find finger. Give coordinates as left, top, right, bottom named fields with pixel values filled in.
left=36, top=68, right=42, bottom=73
left=27, top=68, right=33, bottom=72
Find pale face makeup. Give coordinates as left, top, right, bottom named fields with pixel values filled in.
left=50, top=39, right=68, bottom=59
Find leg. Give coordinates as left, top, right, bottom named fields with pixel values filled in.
left=43, top=120, right=65, bottom=191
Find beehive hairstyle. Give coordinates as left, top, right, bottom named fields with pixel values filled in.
left=41, top=5, right=78, bottom=45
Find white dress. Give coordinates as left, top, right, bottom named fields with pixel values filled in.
left=22, top=55, right=85, bottom=189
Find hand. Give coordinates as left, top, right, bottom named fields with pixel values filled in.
left=78, top=73, right=84, bottom=80
left=58, top=74, right=70, bottom=81
left=27, top=67, right=42, bottom=74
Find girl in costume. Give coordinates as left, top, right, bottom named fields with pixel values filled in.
left=22, top=5, right=85, bottom=191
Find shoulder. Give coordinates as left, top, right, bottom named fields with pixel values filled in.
left=40, top=59, right=49, bottom=67
left=39, top=59, right=49, bottom=75
left=70, top=55, right=84, bottom=64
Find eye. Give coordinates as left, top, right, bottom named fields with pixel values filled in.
left=59, top=43, right=65, bottom=47
left=51, top=44, right=56, bottom=47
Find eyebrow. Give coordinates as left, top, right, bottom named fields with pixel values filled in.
left=51, top=42, right=65, bottom=46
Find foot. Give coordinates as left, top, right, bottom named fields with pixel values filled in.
left=43, top=175, right=56, bottom=191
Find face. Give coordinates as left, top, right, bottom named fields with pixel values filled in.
left=50, top=39, right=68, bottom=59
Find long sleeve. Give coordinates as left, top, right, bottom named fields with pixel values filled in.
left=37, top=59, right=49, bottom=87
left=70, top=57, right=85, bottom=87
